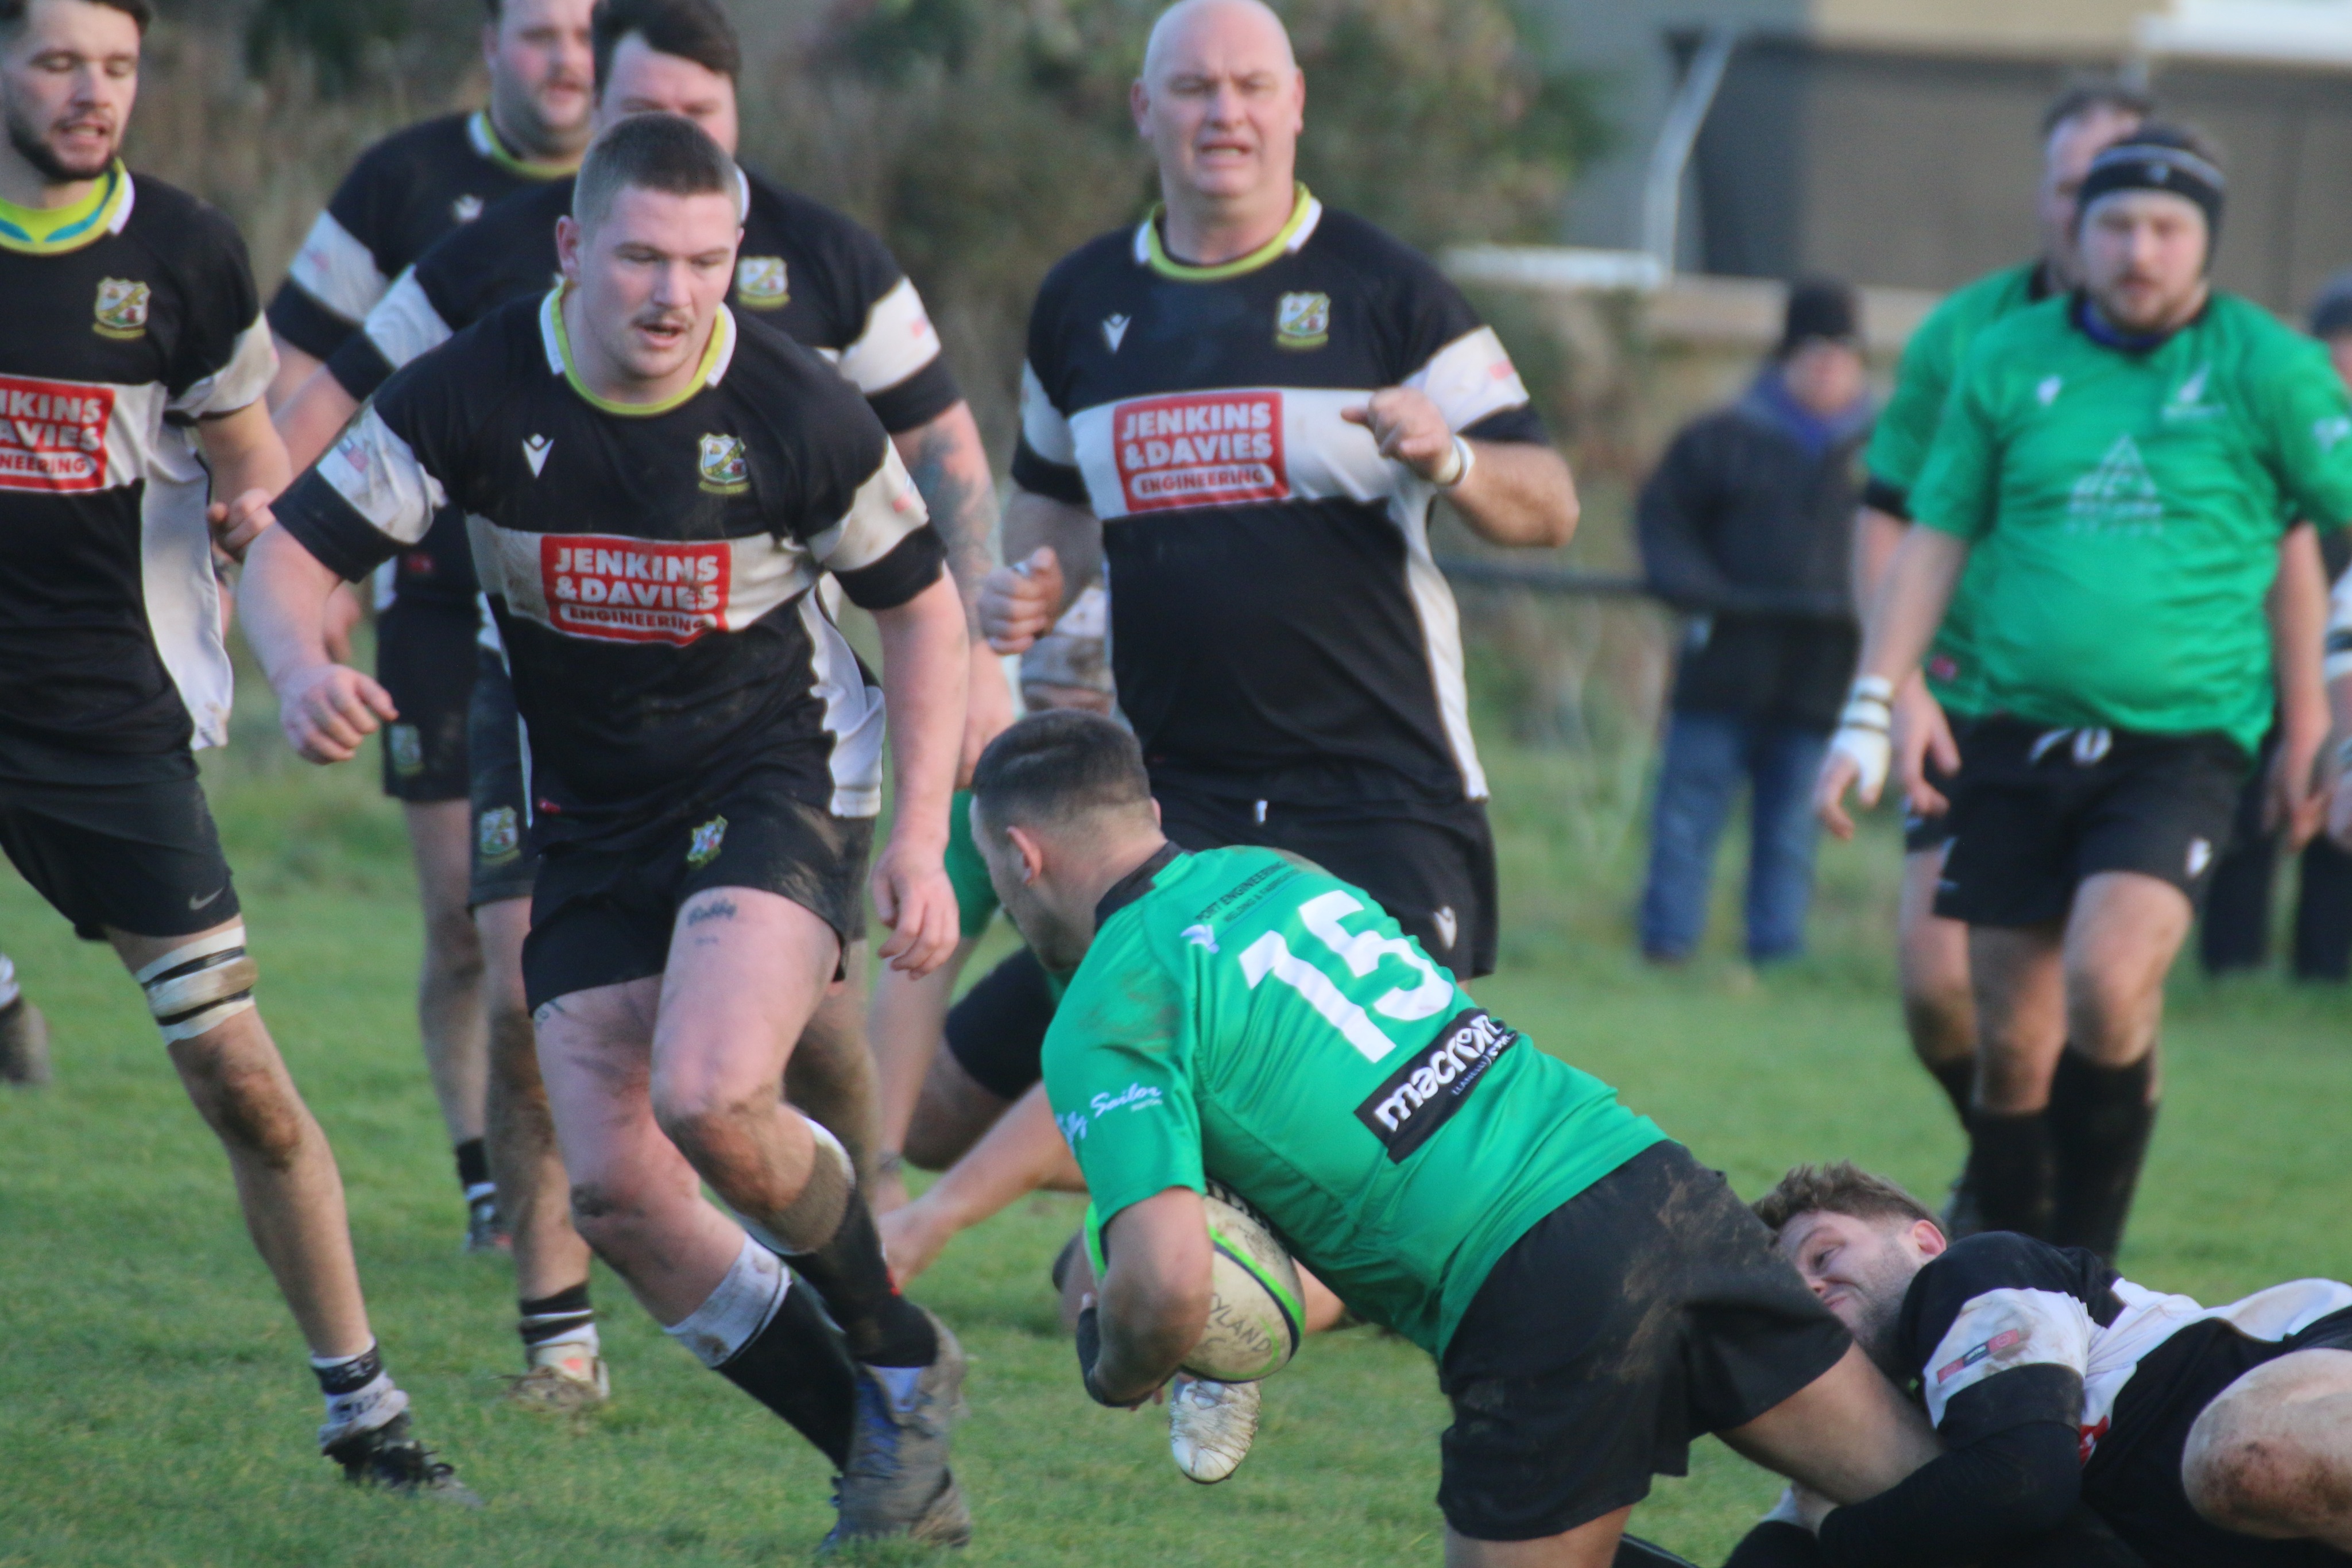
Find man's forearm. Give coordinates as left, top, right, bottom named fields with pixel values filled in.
left=1449, top=440, right=1577, bottom=548
left=199, top=402, right=295, bottom=504
left=238, top=525, right=343, bottom=691
left=2270, top=523, right=2328, bottom=731
left=873, top=572, right=969, bottom=850
left=274, top=366, right=363, bottom=477
left=892, top=402, right=1000, bottom=635
left=1852, top=506, right=1909, bottom=617
left=1858, top=527, right=1968, bottom=689
left=1002, top=488, right=1103, bottom=617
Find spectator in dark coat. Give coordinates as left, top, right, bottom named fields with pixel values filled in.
left=1638, top=280, right=1873, bottom=963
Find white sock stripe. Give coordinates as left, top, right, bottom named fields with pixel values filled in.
left=157, top=996, right=256, bottom=1043
left=663, top=1233, right=789, bottom=1368
left=134, top=925, right=249, bottom=985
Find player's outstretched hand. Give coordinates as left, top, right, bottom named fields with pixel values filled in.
left=1894, top=673, right=1960, bottom=820
left=207, top=486, right=274, bottom=562
left=1816, top=676, right=1894, bottom=841
left=1344, top=387, right=1456, bottom=482
left=280, top=662, right=397, bottom=765
left=871, top=842, right=958, bottom=977
left=980, top=547, right=1063, bottom=655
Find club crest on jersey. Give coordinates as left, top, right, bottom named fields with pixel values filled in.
left=687, top=815, right=728, bottom=869
left=477, top=806, right=520, bottom=864
left=734, top=257, right=789, bottom=308
left=1274, top=292, right=1330, bottom=351
left=91, top=278, right=150, bottom=340
left=1112, top=390, right=1286, bottom=513
left=698, top=434, right=750, bottom=495
left=452, top=194, right=485, bottom=223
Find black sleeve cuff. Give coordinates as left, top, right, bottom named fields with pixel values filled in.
left=833, top=524, right=946, bottom=611
left=863, top=358, right=964, bottom=436
left=265, top=283, right=360, bottom=365
left=1860, top=475, right=1910, bottom=520
left=1461, top=405, right=1549, bottom=447
left=324, top=330, right=397, bottom=405
left=274, top=473, right=405, bottom=584
left=1010, top=437, right=1091, bottom=507
left=1818, top=1421, right=2083, bottom=1568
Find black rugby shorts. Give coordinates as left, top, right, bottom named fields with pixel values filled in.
left=465, top=647, right=539, bottom=909
left=1436, top=1142, right=1851, bottom=1543
left=376, top=598, right=477, bottom=803
left=522, top=785, right=873, bottom=1013
left=942, top=947, right=1060, bottom=1102
left=0, top=746, right=240, bottom=942
left=1901, top=717, right=1976, bottom=854
left=1934, top=718, right=2248, bottom=928
left=1152, top=780, right=1499, bottom=980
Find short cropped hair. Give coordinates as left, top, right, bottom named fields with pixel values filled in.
left=1, top=0, right=151, bottom=32
left=2042, top=78, right=2154, bottom=140
left=572, top=112, right=738, bottom=234
left=970, top=711, right=1154, bottom=835
left=592, top=0, right=738, bottom=89
left=1753, top=1162, right=1940, bottom=1238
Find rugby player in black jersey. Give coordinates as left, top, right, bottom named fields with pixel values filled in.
left=268, top=0, right=594, bottom=1260
left=1724, top=1164, right=2352, bottom=1567
left=243, top=115, right=974, bottom=1548
left=274, top=0, right=1012, bottom=1413
left=0, top=0, right=469, bottom=1499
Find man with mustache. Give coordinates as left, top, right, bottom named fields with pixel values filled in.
left=0, top=0, right=471, bottom=1498
left=1817, top=128, right=2352, bottom=1264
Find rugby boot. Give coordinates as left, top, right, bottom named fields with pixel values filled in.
left=1168, top=1374, right=1260, bottom=1484
left=821, top=1470, right=971, bottom=1554
left=322, top=1411, right=481, bottom=1505
left=829, top=1310, right=969, bottom=1544
left=462, top=1190, right=509, bottom=1256
left=502, top=1340, right=610, bottom=1415
left=0, top=998, right=51, bottom=1086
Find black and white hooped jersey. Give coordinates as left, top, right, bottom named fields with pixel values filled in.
left=267, top=111, right=564, bottom=365
left=0, top=167, right=276, bottom=760
left=272, top=291, right=945, bottom=843
left=1011, top=188, right=1546, bottom=806
left=325, top=167, right=959, bottom=440
left=1901, top=1233, right=2352, bottom=1472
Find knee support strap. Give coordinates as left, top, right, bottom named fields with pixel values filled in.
left=136, top=926, right=258, bottom=1042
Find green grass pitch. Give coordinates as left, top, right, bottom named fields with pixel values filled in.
left=1, top=723, right=2346, bottom=1566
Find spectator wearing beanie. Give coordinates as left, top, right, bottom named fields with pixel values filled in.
left=1637, top=279, right=1874, bottom=963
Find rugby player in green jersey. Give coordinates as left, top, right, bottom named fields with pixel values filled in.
left=973, top=711, right=1940, bottom=1566
left=1819, top=127, right=2352, bottom=1263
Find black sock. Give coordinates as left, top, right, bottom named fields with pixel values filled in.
left=519, top=1281, right=594, bottom=1349
left=311, top=1342, right=385, bottom=1397
left=1927, top=1057, right=1974, bottom=1126
left=787, top=1198, right=939, bottom=1366
left=455, top=1137, right=491, bottom=1194
left=715, top=1276, right=857, bottom=1467
left=2047, top=1051, right=2157, bottom=1264
left=1967, top=1106, right=2055, bottom=1238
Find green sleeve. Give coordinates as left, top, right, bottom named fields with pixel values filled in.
left=2254, top=335, right=2352, bottom=533
left=1865, top=307, right=1961, bottom=500
left=1041, top=922, right=1202, bottom=1234
left=943, top=788, right=999, bottom=939
left=1909, top=347, right=2003, bottom=544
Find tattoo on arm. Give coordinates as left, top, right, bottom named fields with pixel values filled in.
left=685, top=896, right=738, bottom=927
left=898, top=411, right=1001, bottom=635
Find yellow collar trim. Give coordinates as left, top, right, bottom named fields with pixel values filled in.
left=469, top=111, right=578, bottom=181
left=546, top=285, right=736, bottom=417
left=1139, top=184, right=1319, bottom=281
left=0, top=161, right=130, bottom=255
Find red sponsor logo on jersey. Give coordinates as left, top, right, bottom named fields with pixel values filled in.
left=1112, top=390, right=1285, bottom=513
left=0, top=376, right=114, bottom=493
left=2078, top=1416, right=2110, bottom=1462
left=1936, top=1327, right=2024, bottom=1384
left=541, top=535, right=729, bottom=646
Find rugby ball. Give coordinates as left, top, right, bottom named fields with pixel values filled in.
left=1182, top=1181, right=1305, bottom=1383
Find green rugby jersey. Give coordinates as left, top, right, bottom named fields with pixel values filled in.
left=1911, top=292, right=2352, bottom=757
left=1867, top=263, right=2048, bottom=717
left=1043, top=844, right=1662, bottom=1357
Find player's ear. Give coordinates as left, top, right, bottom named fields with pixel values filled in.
left=1006, top=823, right=1046, bottom=885
left=555, top=215, right=583, bottom=283
left=1910, top=1218, right=1949, bottom=1260
left=1129, top=78, right=1151, bottom=138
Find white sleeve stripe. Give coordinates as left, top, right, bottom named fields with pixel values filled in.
left=362, top=269, right=456, bottom=374
left=169, top=319, right=278, bottom=419
left=810, top=442, right=930, bottom=574
left=285, top=211, right=389, bottom=325
left=1019, top=360, right=1077, bottom=465
left=1403, top=326, right=1531, bottom=435
left=836, top=277, right=943, bottom=397
left=1921, top=1287, right=2093, bottom=1428
left=319, top=406, right=445, bottom=546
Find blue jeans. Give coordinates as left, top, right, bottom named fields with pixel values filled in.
left=1639, top=711, right=1831, bottom=962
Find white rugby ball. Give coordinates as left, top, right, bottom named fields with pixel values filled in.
left=1182, top=1180, right=1305, bottom=1383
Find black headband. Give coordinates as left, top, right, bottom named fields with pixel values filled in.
left=2077, top=142, right=2225, bottom=239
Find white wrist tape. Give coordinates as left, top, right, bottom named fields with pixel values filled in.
left=1433, top=435, right=1473, bottom=489
left=136, top=925, right=258, bottom=1043
left=1831, top=677, right=1895, bottom=801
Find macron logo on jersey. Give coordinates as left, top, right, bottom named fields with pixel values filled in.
left=541, top=535, right=730, bottom=646
left=1355, top=1006, right=1518, bottom=1163
left=0, top=376, right=114, bottom=493
left=1113, top=390, right=1286, bottom=513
